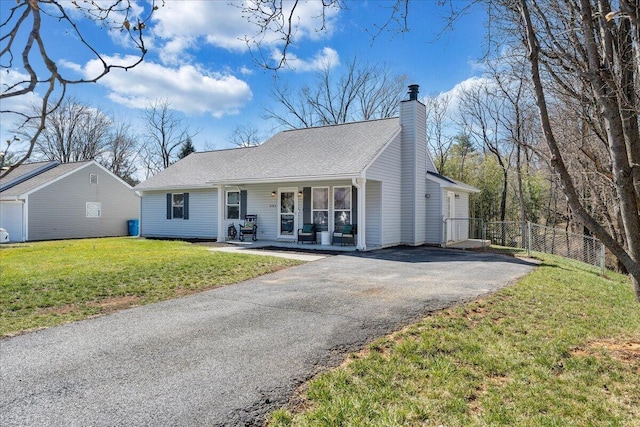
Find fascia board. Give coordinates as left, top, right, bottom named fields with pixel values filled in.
left=205, top=174, right=359, bottom=186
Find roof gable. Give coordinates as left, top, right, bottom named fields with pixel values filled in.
left=135, top=118, right=401, bottom=190
left=0, top=161, right=115, bottom=199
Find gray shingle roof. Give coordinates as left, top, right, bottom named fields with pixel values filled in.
left=426, top=171, right=480, bottom=193
left=135, top=118, right=401, bottom=190
left=0, top=161, right=91, bottom=198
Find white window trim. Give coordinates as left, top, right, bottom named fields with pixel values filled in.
left=172, top=193, right=184, bottom=219
left=311, top=186, right=329, bottom=231
left=332, top=186, right=352, bottom=231
left=277, top=187, right=298, bottom=239
left=226, top=190, right=240, bottom=220
left=86, top=202, right=101, bottom=218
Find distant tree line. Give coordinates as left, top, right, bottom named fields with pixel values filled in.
left=7, top=97, right=196, bottom=186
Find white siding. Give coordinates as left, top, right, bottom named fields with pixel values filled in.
left=27, top=163, right=139, bottom=241
left=140, top=189, right=217, bottom=238
left=367, top=133, right=402, bottom=246
left=365, top=180, right=381, bottom=248
left=425, top=180, right=442, bottom=244
left=0, top=201, right=24, bottom=242
left=230, top=181, right=358, bottom=241
left=226, top=183, right=278, bottom=241
left=140, top=181, right=364, bottom=241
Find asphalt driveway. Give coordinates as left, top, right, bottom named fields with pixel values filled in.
left=0, top=246, right=536, bottom=426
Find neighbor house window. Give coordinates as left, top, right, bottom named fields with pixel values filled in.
left=333, top=186, right=352, bottom=228
left=226, top=190, right=240, bottom=219
left=89, top=173, right=98, bottom=184
left=172, top=193, right=184, bottom=219
left=86, top=202, right=101, bottom=218
left=311, top=187, right=329, bottom=231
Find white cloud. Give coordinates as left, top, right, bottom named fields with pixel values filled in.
left=0, top=69, right=41, bottom=143
left=151, top=0, right=340, bottom=64
left=81, top=55, right=253, bottom=118
left=59, top=59, right=84, bottom=74
left=282, top=47, right=340, bottom=72
left=437, top=76, right=493, bottom=113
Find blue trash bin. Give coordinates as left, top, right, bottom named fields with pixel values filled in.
left=127, top=219, right=139, bottom=236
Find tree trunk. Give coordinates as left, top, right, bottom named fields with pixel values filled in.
left=519, top=0, right=640, bottom=300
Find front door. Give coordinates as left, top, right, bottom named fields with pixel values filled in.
left=277, top=188, right=298, bottom=239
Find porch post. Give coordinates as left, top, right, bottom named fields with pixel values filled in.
left=354, top=177, right=366, bottom=250
left=217, top=184, right=226, bottom=242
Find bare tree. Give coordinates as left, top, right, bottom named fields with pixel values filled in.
left=15, top=97, right=111, bottom=163
left=488, top=56, right=541, bottom=245
left=100, top=121, right=140, bottom=186
left=240, top=0, right=343, bottom=70
left=0, top=137, right=21, bottom=169
left=140, top=100, right=196, bottom=177
left=228, top=124, right=264, bottom=148
left=458, top=82, right=514, bottom=224
left=265, top=58, right=407, bottom=129
left=503, top=0, right=640, bottom=299
left=1, top=0, right=160, bottom=177
left=424, top=94, right=454, bottom=172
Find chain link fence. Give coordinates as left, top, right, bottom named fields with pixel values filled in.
left=485, top=221, right=605, bottom=273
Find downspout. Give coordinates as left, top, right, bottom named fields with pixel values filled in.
left=23, top=197, right=28, bottom=242
left=352, top=177, right=366, bottom=251
left=135, top=190, right=142, bottom=237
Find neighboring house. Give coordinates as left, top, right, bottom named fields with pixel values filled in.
left=0, top=160, right=139, bottom=242
left=134, top=85, right=479, bottom=250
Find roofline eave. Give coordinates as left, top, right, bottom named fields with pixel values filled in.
left=205, top=173, right=362, bottom=186
left=134, top=184, right=216, bottom=193
left=442, top=184, right=481, bottom=194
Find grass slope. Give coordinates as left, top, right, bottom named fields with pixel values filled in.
left=0, top=238, right=300, bottom=337
left=269, top=252, right=640, bottom=426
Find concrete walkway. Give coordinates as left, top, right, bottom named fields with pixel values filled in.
left=207, top=244, right=327, bottom=261
left=0, top=246, right=537, bottom=426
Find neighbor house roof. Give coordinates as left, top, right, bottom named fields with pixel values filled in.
left=1, top=161, right=94, bottom=199
left=135, top=118, right=402, bottom=191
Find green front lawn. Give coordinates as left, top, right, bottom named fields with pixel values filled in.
left=269, top=252, right=640, bottom=426
left=0, top=238, right=301, bottom=337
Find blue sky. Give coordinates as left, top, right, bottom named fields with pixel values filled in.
left=1, top=0, right=488, bottom=154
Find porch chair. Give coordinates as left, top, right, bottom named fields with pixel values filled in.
left=297, top=223, right=317, bottom=244
left=332, top=224, right=356, bottom=246
left=238, top=214, right=258, bottom=241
